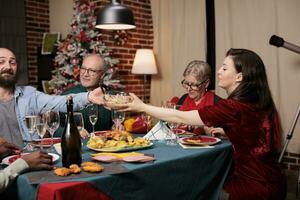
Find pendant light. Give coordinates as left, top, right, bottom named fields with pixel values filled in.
left=96, top=0, right=136, bottom=30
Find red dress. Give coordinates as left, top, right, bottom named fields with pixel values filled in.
left=198, top=99, right=286, bottom=200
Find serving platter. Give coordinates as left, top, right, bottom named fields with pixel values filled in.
left=87, top=142, right=153, bottom=152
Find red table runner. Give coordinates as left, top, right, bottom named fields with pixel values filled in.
left=37, top=181, right=112, bottom=200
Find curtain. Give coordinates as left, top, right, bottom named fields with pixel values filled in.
left=215, top=0, right=300, bottom=153
left=150, top=0, right=207, bottom=106
left=0, top=0, right=28, bottom=85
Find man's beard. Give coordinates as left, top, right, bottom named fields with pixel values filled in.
left=0, top=72, right=17, bottom=89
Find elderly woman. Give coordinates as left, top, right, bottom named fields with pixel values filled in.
left=171, top=60, right=223, bottom=135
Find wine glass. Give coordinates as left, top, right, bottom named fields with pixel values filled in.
left=161, top=100, right=175, bottom=108
left=44, top=111, right=60, bottom=151
left=111, top=110, right=125, bottom=131
left=74, top=112, right=84, bottom=132
left=25, top=115, right=38, bottom=150
left=165, top=103, right=179, bottom=145
left=88, top=104, right=98, bottom=133
left=35, top=116, right=47, bottom=150
left=74, top=112, right=89, bottom=138
left=145, top=114, right=152, bottom=132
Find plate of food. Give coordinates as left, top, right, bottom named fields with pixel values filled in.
left=179, top=135, right=221, bottom=146
left=32, top=138, right=61, bottom=148
left=87, top=131, right=153, bottom=152
left=1, top=153, right=59, bottom=165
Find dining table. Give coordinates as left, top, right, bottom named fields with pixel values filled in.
left=2, top=138, right=232, bottom=200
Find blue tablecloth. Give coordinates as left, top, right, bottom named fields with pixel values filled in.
left=7, top=140, right=232, bottom=200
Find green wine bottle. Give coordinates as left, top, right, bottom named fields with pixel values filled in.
left=61, top=96, right=82, bottom=167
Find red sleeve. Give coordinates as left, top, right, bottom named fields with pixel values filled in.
left=198, top=99, right=241, bottom=127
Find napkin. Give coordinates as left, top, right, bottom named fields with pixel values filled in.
left=143, top=120, right=176, bottom=141
left=54, top=143, right=61, bottom=155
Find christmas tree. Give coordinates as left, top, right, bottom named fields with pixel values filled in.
left=49, top=0, right=120, bottom=94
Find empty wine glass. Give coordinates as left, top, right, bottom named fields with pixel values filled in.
left=88, top=104, right=98, bottom=133
left=44, top=111, right=60, bottom=151
left=74, top=112, right=84, bottom=132
left=166, top=103, right=179, bottom=145
left=111, top=110, right=125, bottom=131
left=161, top=100, right=175, bottom=108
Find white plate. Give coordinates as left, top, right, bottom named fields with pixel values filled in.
left=179, top=136, right=221, bottom=146
left=1, top=153, right=59, bottom=165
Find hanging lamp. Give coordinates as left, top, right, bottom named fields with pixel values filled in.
left=96, top=0, right=136, bottom=30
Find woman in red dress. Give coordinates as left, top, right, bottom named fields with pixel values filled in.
left=115, top=48, right=286, bottom=200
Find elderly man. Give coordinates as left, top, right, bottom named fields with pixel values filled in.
left=0, top=48, right=103, bottom=146
left=62, top=54, right=112, bottom=133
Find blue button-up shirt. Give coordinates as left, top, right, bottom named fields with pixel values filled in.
left=14, top=86, right=90, bottom=141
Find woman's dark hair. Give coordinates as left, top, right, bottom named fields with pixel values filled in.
left=226, top=48, right=277, bottom=117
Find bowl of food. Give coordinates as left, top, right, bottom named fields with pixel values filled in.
left=103, top=91, right=133, bottom=109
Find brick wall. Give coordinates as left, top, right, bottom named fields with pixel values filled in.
left=24, top=0, right=50, bottom=85
left=283, top=152, right=300, bottom=170
left=25, top=0, right=153, bottom=102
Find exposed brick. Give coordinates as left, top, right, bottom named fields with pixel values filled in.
left=290, top=165, right=300, bottom=171
left=289, top=153, right=300, bottom=158
left=283, top=157, right=297, bottom=163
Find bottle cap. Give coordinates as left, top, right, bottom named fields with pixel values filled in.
left=66, top=96, right=73, bottom=104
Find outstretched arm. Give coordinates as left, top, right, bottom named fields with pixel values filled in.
left=117, top=93, right=204, bottom=126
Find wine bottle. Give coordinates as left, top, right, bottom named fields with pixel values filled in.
left=61, top=96, right=82, bottom=167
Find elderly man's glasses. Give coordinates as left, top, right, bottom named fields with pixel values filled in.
left=80, top=67, right=102, bottom=76
left=181, top=79, right=207, bottom=90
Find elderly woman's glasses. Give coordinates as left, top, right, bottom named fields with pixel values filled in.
left=80, top=67, right=102, bottom=76
left=181, top=79, right=207, bottom=90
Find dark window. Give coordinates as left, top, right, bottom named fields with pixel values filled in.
left=0, top=0, right=28, bottom=85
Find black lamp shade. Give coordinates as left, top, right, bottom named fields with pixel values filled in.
left=96, top=0, right=136, bottom=30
